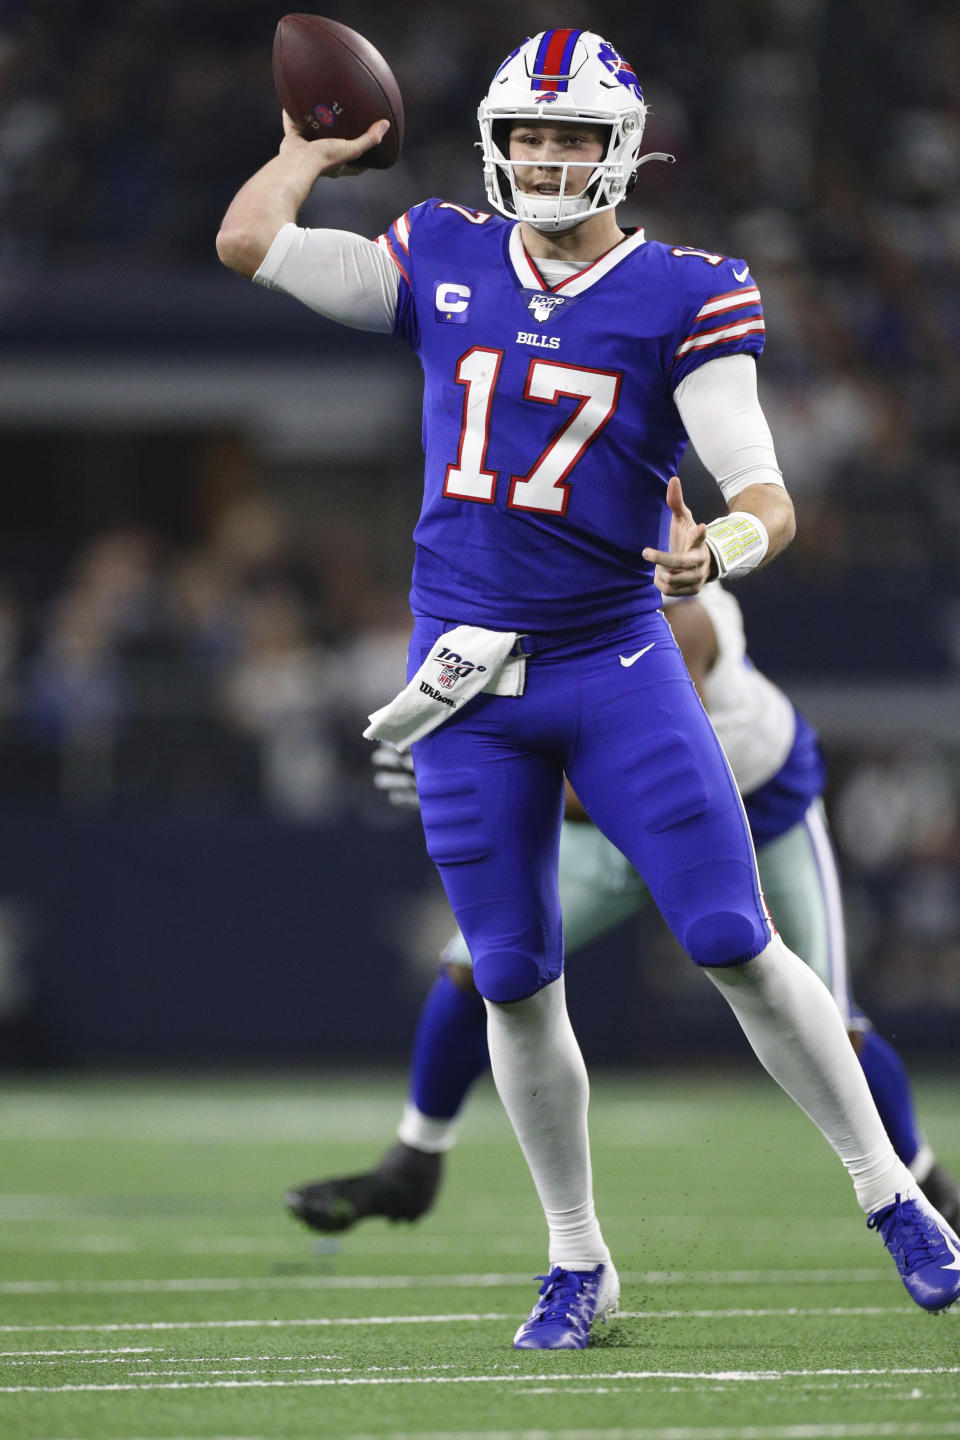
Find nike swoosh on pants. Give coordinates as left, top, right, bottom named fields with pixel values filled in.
left=619, top=643, right=655, bottom=667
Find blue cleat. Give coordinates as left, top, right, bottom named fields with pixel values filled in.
left=513, top=1261, right=619, bottom=1349
left=868, top=1193, right=960, bottom=1313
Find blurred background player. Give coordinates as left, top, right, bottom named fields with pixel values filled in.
left=286, top=582, right=960, bottom=1234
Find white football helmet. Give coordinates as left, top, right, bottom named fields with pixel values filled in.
left=478, top=30, right=672, bottom=233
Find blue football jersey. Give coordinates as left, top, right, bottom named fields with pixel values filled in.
left=378, top=202, right=766, bottom=633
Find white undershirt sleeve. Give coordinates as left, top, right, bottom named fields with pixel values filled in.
left=253, top=222, right=401, bottom=333
left=673, top=353, right=784, bottom=501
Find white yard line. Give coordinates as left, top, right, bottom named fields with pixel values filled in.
left=0, top=1304, right=919, bottom=1336
left=343, top=1426, right=960, bottom=1440
left=2, top=1365, right=959, bottom=1395
left=0, top=1094, right=713, bottom=1145
left=0, top=1228, right=860, bottom=1256
left=0, top=1267, right=893, bottom=1296
left=0, top=1313, right=504, bottom=1335
left=0, top=1347, right=159, bottom=1358
left=17, top=1428, right=960, bottom=1440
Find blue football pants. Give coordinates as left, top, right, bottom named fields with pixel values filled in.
left=410, top=610, right=772, bottom=1003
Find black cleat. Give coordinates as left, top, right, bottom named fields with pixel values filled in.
left=920, top=1160, right=960, bottom=1232
left=285, top=1141, right=444, bottom=1234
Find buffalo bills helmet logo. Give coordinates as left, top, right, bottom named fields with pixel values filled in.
left=494, top=39, right=526, bottom=78
left=596, top=40, right=644, bottom=101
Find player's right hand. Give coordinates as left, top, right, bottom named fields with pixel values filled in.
left=371, top=743, right=419, bottom=808
left=280, top=111, right=390, bottom=177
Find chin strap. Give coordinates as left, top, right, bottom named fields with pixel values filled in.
left=514, top=191, right=591, bottom=231
left=625, top=153, right=674, bottom=196
left=635, top=151, right=676, bottom=168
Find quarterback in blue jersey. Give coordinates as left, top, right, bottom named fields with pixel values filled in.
left=218, top=27, right=960, bottom=1343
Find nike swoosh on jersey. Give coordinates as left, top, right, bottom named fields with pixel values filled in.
left=733, top=266, right=750, bottom=282
left=619, top=643, right=655, bottom=667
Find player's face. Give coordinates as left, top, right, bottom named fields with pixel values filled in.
left=508, top=121, right=607, bottom=198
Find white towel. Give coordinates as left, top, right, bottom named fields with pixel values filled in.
left=363, top=625, right=526, bottom=752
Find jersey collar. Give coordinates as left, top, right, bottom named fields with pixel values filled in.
left=507, top=225, right=646, bottom=295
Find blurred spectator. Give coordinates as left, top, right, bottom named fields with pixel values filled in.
left=221, top=583, right=338, bottom=820
left=26, top=586, right=128, bottom=746
left=4, top=489, right=412, bottom=815
left=832, top=741, right=960, bottom=1013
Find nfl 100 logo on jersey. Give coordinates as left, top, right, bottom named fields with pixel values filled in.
left=517, top=293, right=565, bottom=349
left=527, top=294, right=566, bottom=324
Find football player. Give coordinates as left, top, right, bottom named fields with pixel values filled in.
left=217, top=29, right=960, bottom=1345
left=287, top=583, right=960, bottom=1238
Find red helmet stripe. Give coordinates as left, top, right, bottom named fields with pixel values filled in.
left=532, top=29, right=582, bottom=92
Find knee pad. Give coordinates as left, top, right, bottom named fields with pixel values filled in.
left=684, top=908, right=770, bottom=967
left=473, top=948, right=561, bottom=1004
left=659, top=854, right=769, bottom=968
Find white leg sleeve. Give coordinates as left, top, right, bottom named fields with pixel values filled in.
left=705, top=935, right=916, bottom=1214
left=485, top=975, right=609, bottom=1269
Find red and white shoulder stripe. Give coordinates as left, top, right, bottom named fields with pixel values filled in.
left=695, top=286, right=761, bottom=318
left=673, top=286, right=764, bottom=364
left=375, top=210, right=413, bottom=285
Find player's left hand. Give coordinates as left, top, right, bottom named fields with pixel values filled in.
left=642, top=476, right=714, bottom=596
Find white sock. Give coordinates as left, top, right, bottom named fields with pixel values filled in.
left=705, top=934, right=916, bottom=1214
left=485, top=975, right=609, bottom=1270
left=396, top=1102, right=459, bottom=1154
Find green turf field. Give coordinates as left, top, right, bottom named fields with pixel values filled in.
left=0, top=1070, right=957, bottom=1440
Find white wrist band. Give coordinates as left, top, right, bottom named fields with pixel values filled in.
left=704, top=512, right=769, bottom=581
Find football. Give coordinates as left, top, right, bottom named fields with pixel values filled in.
left=272, top=14, right=404, bottom=169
